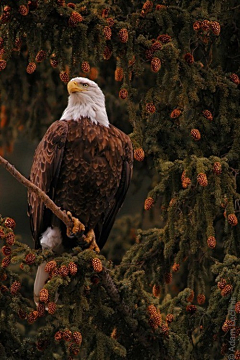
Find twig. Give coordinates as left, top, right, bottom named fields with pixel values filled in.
left=0, top=155, right=73, bottom=229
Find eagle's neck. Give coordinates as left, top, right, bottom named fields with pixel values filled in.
left=60, top=93, right=109, bottom=127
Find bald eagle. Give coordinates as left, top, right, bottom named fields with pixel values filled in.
left=28, top=77, right=133, bottom=303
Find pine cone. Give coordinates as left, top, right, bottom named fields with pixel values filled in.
left=222, top=319, right=234, bottom=332
left=103, top=26, right=112, bottom=40
left=202, top=109, right=213, bottom=121
left=187, top=290, right=194, bottom=302
left=68, top=262, right=78, bottom=275
left=115, top=67, right=124, bottom=82
left=166, top=314, right=174, bottom=323
left=5, top=232, right=15, bottom=246
left=59, top=264, right=69, bottom=277
left=197, top=173, right=208, bottom=186
left=160, top=323, right=169, bottom=336
left=191, top=128, right=201, bottom=140
left=35, top=50, right=46, bottom=63
left=207, top=236, right=216, bottom=249
left=221, top=284, right=233, bottom=297
left=67, top=3, right=76, bottom=9
left=45, top=260, right=57, bottom=273
left=2, top=246, right=11, bottom=256
left=141, top=1, right=153, bottom=16
left=186, top=304, right=197, bottom=314
left=151, top=57, right=161, bottom=72
left=10, top=281, right=21, bottom=295
left=37, top=303, right=46, bottom=317
left=150, top=40, right=162, bottom=52
left=193, top=21, right=201, bottom=31
left=146, top=103, right=156, bottom=113
left=0, top=229, right=5, bottom=238
left=228, top=213, right=238, bottom=226
left=155, top=5, right=167, bottom=11
left=134, top=148, right=145, bottom=162
left=119, top=88, right=128, bottom=100
left=27, top=310, right=38, bottom=324
left=68, top=11, right=83, bottom=26
left=235, top=301, right=240, bottom=314
left=230, top=73, right=240, bottom=85
left=54, top=331, right=63, bottom=341
left=210, top=21, right=221, bottom=36
left=152, top=284, right=161, bottom=298
left=170, top=108, right=181, bottom=118
left=69, top=344, right=80, bottom=356
left=81, top=61, right=90, bottom=73
left=157, top=34, right=172, bottom=43
left=48, top=302, right=56, bottom=315
left=25, top=253, right=36, bottom=265
left=145, top=49, right=154, bottom=61
left=19, top=4, right=29, bottom=15
left=182, top=177, right=191, bottom=189
left=217, top=278, right=227, bottom=290
left=213, top=162, right=222, bottom=175
left=184, top=53, right=194, bottom=64
left=50, top=55, right=58, bottom=68
left=103, top=46, right=112, bottom=60
left=197, top=294, right=206, bottom=305
left=62, top=329, right=72, bottom=342
left=1, top=255, right=11, bottom=268
left=73, top=331, right=82, bottom=345
left=26, top=62, right=36, bottom=74
left=172, top=263, right=180, bottom=272
left=144, top=197, right=154, bottom=210
left=39, top=288, right=49, bottom=303
left=164, top=272, right=172, bottom=284
left=59, top=71, right=69, bottom=83
left=4, top=217, right=16, bottom=229
left=147, top=304, right=158, bottom=316
left=92, top=258, right=103, bottom=273
left=107, top=18, right=114, bottom=27
left=118, top=28, right=129, bottom=43
left=201, top=20, right=210, bottom=31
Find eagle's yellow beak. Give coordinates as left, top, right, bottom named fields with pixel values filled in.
left=67, top=81, right=85, bottom=94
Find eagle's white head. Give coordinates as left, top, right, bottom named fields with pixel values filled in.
left=60, top=77, right=109, bottom=127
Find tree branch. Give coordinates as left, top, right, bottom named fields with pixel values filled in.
left=0, top=155, right=73, bottom=229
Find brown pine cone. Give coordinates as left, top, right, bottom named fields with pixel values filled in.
left=50, top=54, right=58, bottom=68
left=54, top=331, right=63, bottom=341
left=197, top=173, right=208, bottom=186
left=187, top=290, right=194, bottom=302
left=67, top=3, right=76, bottom=9
left=144, top=197, right=154, bottom=210
left=73, top=331, right=82, bottom=345
left=59, top=71, right=69, bottom=83
left=103, top=46, right=112, bottom=60
left=19, top=4, right=29, bottom=15
left=213, top=162, right=222, bottom=175
left=235, top=301, right=240, bottom=314
left=228, top=213, right=238, bottom=226
left=152, top=284, right=161, bottom=298
left=150, top=40, right=162, bottom=52
left=107, top=18, right=114, bottom=27
left=172, top=263, right=180, bottom=272
left=118, top=28, right=128, bottom=43
left=201, top=20, right=210, bottom=31
left=182, top=177, right=191, bottom=189
left=197, top=294, right=206, bottom=305
left=230, top=73, right=240, bottom=85
left=151, top=57, right=161, bottom=72
left=68, top=262, right=78, bottom=276
left=207, top=236, right=216, bottom=249
left=39, top=288, right=49, bottom=303
left=141, top=1, right=153, bottom=16
left=221, top=284, right=233, bottom=297
left=68, top=11, right=83, bottom=26
left=157, top=34, right=172, bottom=43
left=25, top=253, right=36, bottom=265
left=222, top=319, right=234, bottom=332
left=202, top=109, right=213, bottom=121
left=115, top=67, right=124, bottom=82
left=166, top=314, right=174, bottom=323
left=184, top=53, right=194, bottom=64
left=134, top=148, right=145, bottom=162
left=35, top=50, right=46, bottom=63
left=27, top=310, right=38, bottom=324
left=5, top=232, right=15, bottom=246
left=10, top=281, right=21, bottom=295
left=4, top=217, right=16, bottom=229
left=92, top=258, right=103, bottom=273
left=62, top=329, right=72, bottom=342
left=26, top=62, right=37, bottom=74
left=45, top=260, right=57, bottom=273
left=191, top=128, right=201, bottom=140
left=37, top=303, right=46, bottom=317
left=1, top=255, right=11, bottom=268
left=160, top=323, right=169, bottom=335
left=103, top=26, right=112, bottom=40
left=210, top=21, right=221, bottom=36
left=193, top=21, right=201, bottom=31
left=81, top=61, right=90, bottom=73
left=170, top=109, right=181, bottom=118
left=119, top=88, right=128, bottom=100
left=48, top=302, right=57, bottom=315
left=217, top=278, right=227, bottom=290
left=2, top=246, right=11, bottom=256
left=186, top=304, right=197, bottom=314
left=146, top=103, right=156, bottom=113
left=59, top=265, right=69, bottom=277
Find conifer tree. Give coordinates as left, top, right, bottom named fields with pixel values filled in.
left=0, top=1, right=239, bottom=359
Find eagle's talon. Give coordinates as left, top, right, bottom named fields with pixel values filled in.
left=83, top=229, right=100, bottom=253
left=66, top=211, right=85, bottom=237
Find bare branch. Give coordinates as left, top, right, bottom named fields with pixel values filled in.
left=0, top=155, right=73, bottom=229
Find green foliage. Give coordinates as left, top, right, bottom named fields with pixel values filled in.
left=0, top=0, right=240, bottom=359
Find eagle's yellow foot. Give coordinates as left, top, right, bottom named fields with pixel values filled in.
left=83, top=229, right=100, bottom=253
left=66, top=211, right=85, bottom=237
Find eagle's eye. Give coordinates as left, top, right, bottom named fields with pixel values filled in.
left=81, top=83, right=89, bottom=87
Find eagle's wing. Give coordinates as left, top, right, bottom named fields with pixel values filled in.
left=28, top=120, right=68, bottom=249
left=95, top=132, right=133, bottom=249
